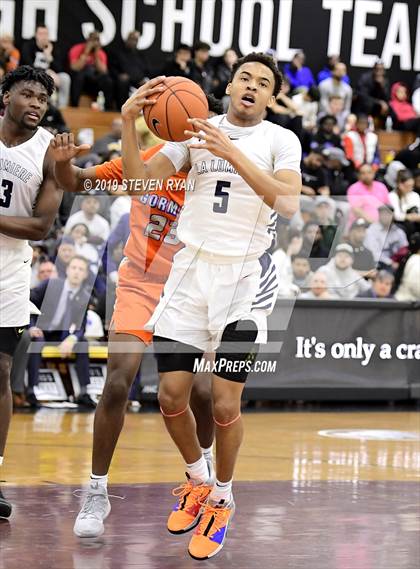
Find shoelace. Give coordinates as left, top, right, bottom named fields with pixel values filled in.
left=172, top=481, right=210, bottom=511
left=196, top=500, right=231, bottom=538
left=73, top=489, right=124, bottom=520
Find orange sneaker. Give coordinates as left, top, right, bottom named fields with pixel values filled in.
left=167, top=475, right=213, bottom=534
left=188, top=498, right=235, bottom=560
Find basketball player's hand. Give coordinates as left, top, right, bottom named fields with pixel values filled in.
left=121, top=76, right=166, bottom=120
left=49, top=133, right=91, bottom=163
left=185, top=118, right=234, bottom=160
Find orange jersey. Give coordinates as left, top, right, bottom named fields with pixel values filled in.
left=95, top=145, right=186, bottom=282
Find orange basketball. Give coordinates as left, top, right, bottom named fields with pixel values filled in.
left=143, top=77, right=208, bottom=142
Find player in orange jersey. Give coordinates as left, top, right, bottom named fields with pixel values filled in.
left=51, top=90, right=223, bottom=538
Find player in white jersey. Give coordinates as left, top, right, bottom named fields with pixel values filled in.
left=121, top=52, right=301, bottom=560
left=0, top=66, right=63, bottom=518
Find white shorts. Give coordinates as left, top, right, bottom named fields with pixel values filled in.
left=0, top=243, right=32, bottom=327
left=146, top=247, right=279, bottom=351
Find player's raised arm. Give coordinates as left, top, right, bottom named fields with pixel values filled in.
left=121, top=79, right=176, bottom=186
left=0, top=154, right=63, bottom=240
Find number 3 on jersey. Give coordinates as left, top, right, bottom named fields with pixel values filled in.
left=0, top=179, right=13, bottom=208
left=213, top=180, right=231, bottom=213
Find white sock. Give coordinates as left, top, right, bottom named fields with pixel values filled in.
left=186, top=456, right=209, bottom=484
left=201, top=445, right=213, bottom=462
left=210, top=479, right=233, bottom=504
left=90, top=473, right=108, bottom=487
left=0, top=456, right=3, bottom=467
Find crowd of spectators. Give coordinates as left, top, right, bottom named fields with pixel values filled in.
left=2, top=28, right=420, bottom=406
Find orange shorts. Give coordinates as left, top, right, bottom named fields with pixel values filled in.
left=111, top=259, right=165, bottom=344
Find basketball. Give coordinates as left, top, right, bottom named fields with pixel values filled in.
left=143, top=76, right=209, bottom=142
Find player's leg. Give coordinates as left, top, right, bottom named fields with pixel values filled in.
left=74, top=331, right=144, bottom=537
left=0, top=329, right=23, bottom=518
left=190, top=357, right=215, bottom=475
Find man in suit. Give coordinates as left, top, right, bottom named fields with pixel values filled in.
left=27, top=255, right=95, bottom=407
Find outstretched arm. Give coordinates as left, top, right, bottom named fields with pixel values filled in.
left=186, top=118, right=301, bottom=218
left=0, top=153, right=63, bottom=240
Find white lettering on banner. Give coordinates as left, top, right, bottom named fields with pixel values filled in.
left=121, top=0, right=157, bottom=50
left=161, top=0, right=195, bottom=52
left=296, top=337, right=420, bottom=364
left=414, top=7, right=420, bottom=72
left=22, top=0, right=59, bottom=40
left=350, top=0, right=383, bottom=68
left=200, top=0, right=235, bottom=56
left=239, top=0, right=273, bottom=55
left=276, top=0, right=300, bottom=61
left=323, top=0, right=353, bottom=57
left=0, top=0, right=15, bottom=36
left=82, top=0, right=116, bottom=45
left=381, top=2, right=412, bottom=71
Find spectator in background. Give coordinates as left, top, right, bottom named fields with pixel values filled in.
left=394, top=137, right=420, bottom=171
left=283, top=51, right=315, bottom=91
left=37, top=260, right=58, bottom=283
left=189, top=41, right=213, bottom=92
left=389, top=169, right=420, bottom=237
left=69, top=223, right=100, bottom=268
left=54, top=237, right=76, bottom=278
left=318, top=243, right=370, bottom=299
left=300, top=271, right=336, bottom=299
left=30, top=242, right=49, bottom=287
left=343, top=114, right=380, bottom=170
left=91, top=118, right=122, bottom=160
left=313, top=196, right=337, bottom=250
left=364, top=205, right=408, bottom=271
left=317, top=55, right=350, bottom=85
left=389, top=82, right=420, bottom=134
left=346, top=218, right=375, bottom=273
left=65, top=195, right=110, bottom=243
left=322, top=147, right=353, bottom=196
left=20, top=25, right=70, bottom=108
left=109, top=30, right=147, bottom=110
left=298, top=221, right=329, bottom=271
left=414, top=169, right=420, bottom=195
left=69, top=30, right=114, bottom=109
left=292, top=86, right=320, bottom=132
left=162, top=43, right=192, bottom=77
left=412, top=74, right=420, bottom=115
left=106, top=212, right=130, bottom=283
left=110, top=196, right=131, bottom=230
left=395, top=232, right=420, bottom=301
left=319, top=95, right=348, bottom=132
left=291, top=254, right=313, bottom=289
left=301, top=148, right=329, bottom=196
left=355, top=59, right=389, bottom=120
left=357, top=270, right=394, bottom=299
left=310, top=115, right=342, bottom=150
left=266, top=76, right=303, bottom=138
left=347, top=163, right=390, bottom=227
left=319, top=63, right=352, bottom=115
left=213, top=48, right=238, bottom=99
left=0, top=35, right=20, bottom=77
left=28, top=256, right=96, bottom=408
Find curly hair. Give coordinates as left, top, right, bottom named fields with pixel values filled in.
left=1, top=65, right=55, bottom=96
left=230, top=52, right=283, bottom=97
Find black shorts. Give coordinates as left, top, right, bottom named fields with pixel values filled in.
left=0, top=327, right=25, bottom=357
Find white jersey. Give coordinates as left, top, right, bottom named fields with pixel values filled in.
left=0, top=125, right=53, bottom=250
left=160, top=115, right=301, bottom=258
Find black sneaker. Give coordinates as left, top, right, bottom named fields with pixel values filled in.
left=26, top=392, right=40, bottom=408
left=0, top=488, right=12, bottom=518
left=76, top=393, right=97, bottom=409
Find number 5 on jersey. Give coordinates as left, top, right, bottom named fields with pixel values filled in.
left=213, top=180, right=231, bottom=213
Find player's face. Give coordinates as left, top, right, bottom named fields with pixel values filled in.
left=226, top=62, right=276, bottom=123
left=3, top=81, right=49, bottom=131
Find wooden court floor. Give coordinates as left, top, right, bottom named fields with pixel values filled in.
left=1, top=410, right=419, bottom=569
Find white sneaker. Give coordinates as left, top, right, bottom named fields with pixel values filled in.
left=73, top=481, right=111, bottom=538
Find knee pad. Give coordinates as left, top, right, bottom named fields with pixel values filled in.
left=153, top=336, right=204, bottom=374
left=215, top=320, right=259, bottom=383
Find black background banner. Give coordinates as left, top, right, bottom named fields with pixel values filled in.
left=3, top=0, right=419, bottom=85
left=139, top=300, right=420, bottom=400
